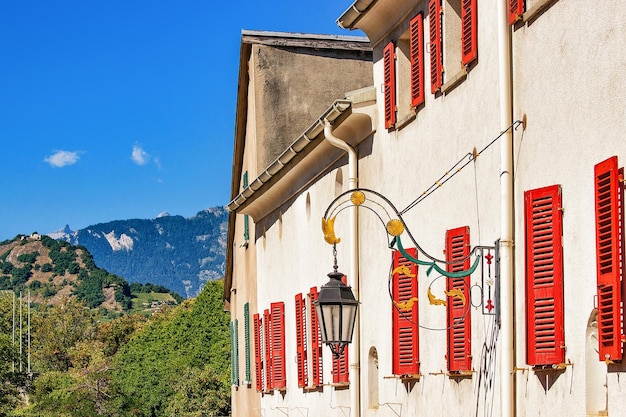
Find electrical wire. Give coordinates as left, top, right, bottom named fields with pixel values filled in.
left=400, top=120, right=523, bottom=215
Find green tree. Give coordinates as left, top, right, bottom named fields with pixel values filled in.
left=16, top=252, right=39, bottom=265
left=31, top=297, right=95, bottom=372
left=24, top=370, right=97, bottom=417
left=164, top=365, right=230, bottom=417
left=110, top=280, right=230, bottom=417
left=0, top=294, right=24, bottom=414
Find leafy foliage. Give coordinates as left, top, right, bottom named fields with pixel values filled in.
left=110, top=280, right=230, bottom=417
left=0, top=278, right=231, bottom=416
left=31, top=297, right=96, bottom=373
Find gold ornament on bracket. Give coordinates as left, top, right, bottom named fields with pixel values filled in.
left=350, top=190, right=366, bottom=206
left=322, top=216, right=341, bottom=245
left=386, top=219, right=404, bottom=237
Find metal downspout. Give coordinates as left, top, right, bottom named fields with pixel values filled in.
left=324, top=120, right=360, bottom=417
left=497, top=1, right=515, bottom=417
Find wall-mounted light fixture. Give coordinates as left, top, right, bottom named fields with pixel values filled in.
left=314, top=246, right=358, bottom=358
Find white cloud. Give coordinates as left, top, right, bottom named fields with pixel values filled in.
left=44, top=150, right=80, bottom=168
left=131, top=145, right=150, bottom=166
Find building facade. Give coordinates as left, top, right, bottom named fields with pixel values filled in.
left=226, top=1, right=626, bottom=416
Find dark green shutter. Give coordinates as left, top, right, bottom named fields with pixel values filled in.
left=230, top=322, right=235, bottom=385
left=244, top=302, right=251, bottom=382
left=234, top=319, right=240, bottom=385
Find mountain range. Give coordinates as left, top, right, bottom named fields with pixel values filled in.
left=50, top=207, right=228, bottom=298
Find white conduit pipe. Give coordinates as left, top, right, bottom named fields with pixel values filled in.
left=324, top=120, right=360, bottom=417
left=497, top=1, right=516, bottom=417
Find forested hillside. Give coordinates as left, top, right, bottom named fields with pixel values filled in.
left=0, top=280, right=230, bottom=416
left=0, top=234, right=181, bottom=317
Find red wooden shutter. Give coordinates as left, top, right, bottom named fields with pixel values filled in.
left=446, top=226, right=472, bottom=372
left=461, top=0, right=478, bottom=65
left=253, top=313, right=264, bottom=392
left=263, top=309, right=273, bottom=391
left=509, top=0, right=524, bottom=25
left=392, top=248, right=420, bottom=376
left=524, top=185, right=565, bottom=366
left=429, top=0, right=443, bottom=94
left=295, top=293, right=308, bottom=387
left=309, top=287, right=323, bottom=387
left=410, top=13, right=425, bottom=108
left=332, top=349, right=349, bottom=384
left=270, top=302, right=286, bottom=389
left=383, top=41, right=396, bottom=129
left=594, top=156, right=624, bottom=362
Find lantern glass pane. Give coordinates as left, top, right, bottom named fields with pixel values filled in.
left=314, top=304, right=327, bottom=341
left=342, top=304, right=357, bottom=342
left=320, top=304, right=341, bottom=343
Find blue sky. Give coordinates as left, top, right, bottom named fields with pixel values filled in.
left=0, top=1, right=363, bottom=241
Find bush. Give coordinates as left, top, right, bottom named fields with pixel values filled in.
left=17, top=252, right=39, bottom=264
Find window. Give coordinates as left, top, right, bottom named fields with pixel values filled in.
left=594, top=156, right=624, bottom=362
left=446, top=226, right=472, bottom=373
left=309, top=287, right=324, bottom=387
left=295, top=293, right=308, bottom=387
left=429, top=0, right=478, bottom=94
left=253, top=313, right=264, bottom=392
left=244, top=302, right=251, bottom=384
left=524, top=185, right=565, bottom=366
left=382, top=12, right=426, bottom=130
left=392, top=248, right=420, bottom=377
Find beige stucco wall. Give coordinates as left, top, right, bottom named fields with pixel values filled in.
left=356, top=1, right=502, bottom=416
left=251, top=44, right=372, bottom=172
left=229, top=49, right=261, bottom=416
left=229, top=33, right=373, bottom=417
left=511, top=2, right=626, bottom=416
left=229, top=1, right=626, bottom=416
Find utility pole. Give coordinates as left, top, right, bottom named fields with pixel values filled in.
left=19, top=292, right=23, bottom=373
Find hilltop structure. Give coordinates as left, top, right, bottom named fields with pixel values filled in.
left=225, top=2, right=626, bottom=417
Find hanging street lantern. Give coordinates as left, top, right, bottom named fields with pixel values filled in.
left=314, top=250, right=358, bottom=358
